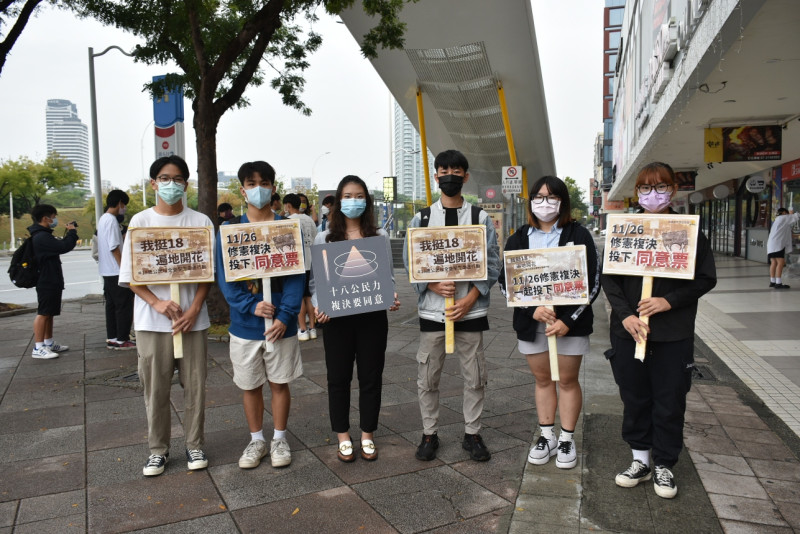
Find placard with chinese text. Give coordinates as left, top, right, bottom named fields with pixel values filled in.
left=219, top=220, right=305, bottom=282
left=407, top=225, right=488, bottom=283
left=129, top=226, right=214, bottom=285
left=503, top=245, right=590, bottom=307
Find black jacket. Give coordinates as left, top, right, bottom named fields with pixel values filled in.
left=28, top=223, right=78, bottom=291
left=498, top=222, right=601, bottom=341
left=601, top=218, right=717, bottom=342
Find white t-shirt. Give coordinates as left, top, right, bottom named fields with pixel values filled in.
left=289, top=212, right=318, bottom=271
left=118, top=206, right=213, bottom=333
left=97, top=212, right=123, bottom=276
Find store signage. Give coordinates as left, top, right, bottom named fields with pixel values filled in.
left=745, top=175, right=767, bottom=193
left=704, top=126, right=782, bottom=162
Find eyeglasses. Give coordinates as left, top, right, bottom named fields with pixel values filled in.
left=532, top=195, right=560, bottom=205
left=637, top=183, right=670, bottom=195
left=155, top=175, right=186, bottom=185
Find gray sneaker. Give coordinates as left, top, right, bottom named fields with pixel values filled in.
left=528, top=435, right=557, bottom=465
left=238, top=439, right=268, bottom=469
left=270, top=437, right=291, bottom=467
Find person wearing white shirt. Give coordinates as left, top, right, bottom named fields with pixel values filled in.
left=767, top=207, right=799, bottom=289
left=283, top=193, right=318, bottom=340
left=97, top=189, right=135, bottom=350
left=119, top=155, right=213, bottom=477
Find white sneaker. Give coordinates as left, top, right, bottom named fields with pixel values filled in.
left=32, top=346, right=59, bottom=359
left=309, top=328, right=317, bottom=340
left=238, top=439, right=268, bottom=469
left=271, top=437, right=291, bottom=467
left=185, top=449, right=208, bottom=470
left=45, top=342, right=69, bottom=353
left=555, top=439, right=577, bottom=469
left=528, top=435, right=557, bottom=465
left=297, top=330, right=310, bottom=341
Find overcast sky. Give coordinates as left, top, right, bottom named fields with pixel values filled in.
left=0, top=1, right=601, bottom=197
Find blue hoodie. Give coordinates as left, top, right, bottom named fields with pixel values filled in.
left=215, top=213, right=304, bottom=340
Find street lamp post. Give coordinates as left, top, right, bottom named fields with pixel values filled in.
left=89, top=45, right=134, bottom=227
left=311, top=151, right=331, bottom=185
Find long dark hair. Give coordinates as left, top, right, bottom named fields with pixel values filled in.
left=326, top=175, right=379, bottom=242
left=527, top=175, right=573, bottom=228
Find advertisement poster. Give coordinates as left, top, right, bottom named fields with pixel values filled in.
left=479, top=202, right=505, bottom=255
left=219, top=220, right=305, bottom=282
left=129, top=227, right=214, bottom=285
left=602, top=214, right=699, bottom=280
left=407, top=225, right=487, bottom=283
left=705, top=126, right=782, bottom=162
left=503, top=245, right=589, bottom=307
left=674, top=170, right=697, bottom=191
left=310, top=236, right=394, bottom=318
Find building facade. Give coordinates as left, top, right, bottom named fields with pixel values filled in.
left=46, top=99, right=90, bottom=190
left=393, top=100, right=434, bottom=203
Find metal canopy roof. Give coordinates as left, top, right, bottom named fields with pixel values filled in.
left=340, top=0, right=556, bottom=195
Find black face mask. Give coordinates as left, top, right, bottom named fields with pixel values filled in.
left=438, top=174, right=464, bottom=197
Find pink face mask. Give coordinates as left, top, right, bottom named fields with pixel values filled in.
left=638, top=190, right=672, bottom=213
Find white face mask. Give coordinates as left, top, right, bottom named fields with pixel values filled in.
left=531, top=200, right=561, bottom=222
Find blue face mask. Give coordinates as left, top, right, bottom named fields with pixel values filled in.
left=157, top=181, right=185, bottom=205
left=49, top=216, right=58, bottom=229
left=340, top=198, right=367, bottom=219
left=245, top=186, right=272, bottom=209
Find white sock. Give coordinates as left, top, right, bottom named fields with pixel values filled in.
left=44, top=338, right=53, bottom=346
left=273, top=429, right=286, bottom=440
left=250, top=430, right=265, bottom=442
left=632, top=449, right=650, bottom=467
left=776, top=278, right=783, bottom=284
left=540, top=424, right=556, bottom=442
left=108, top=338, right=118, bottom=343
left=771, top=278, right=776, bottom=283
left=559, top=429, right=574, bottom=443
left=35, top=342, right=43, bottom=349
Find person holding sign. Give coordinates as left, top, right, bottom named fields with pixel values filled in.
left=499, top=176, right=600, bottom=470
left=403, top=150, right=500, bottom=462
left=602, top=162, right=716, bottom=499
left=119, top=156, right=213, bottom=477
left=215, top=161, right=304, bottom=470
left=311, top=175, right=399, bottom=462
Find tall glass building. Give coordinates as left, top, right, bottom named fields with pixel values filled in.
left=393, top=100, right=434, bottom=202
left=46, top=99, right=90, bottom=190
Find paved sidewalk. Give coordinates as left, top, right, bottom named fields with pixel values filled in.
left=0, top=254, right=798, bottom=533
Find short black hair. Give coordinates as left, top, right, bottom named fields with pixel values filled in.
left=271, top=192, right=282, bottom=204
left=434, top=149, right=469, bottom=173
left=238, top=161, right=275, bottom=186
left=283, top=193, right=301, bottom=210
left=106, top=190, right=129, bottom=210
left=322, top=195, right=335, bottom=206
left=150, top=155, right=190, bottom=180
left=777, top=207, right=789, bottom=215
left=32, top=203, right=57, bottom=223
left=218, top=202, right=232, bottom=213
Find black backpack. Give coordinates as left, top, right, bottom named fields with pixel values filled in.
left=8, top=236, right=39, bottom=288
left=419, top=205, right=482, bottom=227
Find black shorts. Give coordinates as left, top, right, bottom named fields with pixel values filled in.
left=36, top=289, right=63, bottom=316
left=768, top=250, right=785, bottom=260
left=303, top=270, right=312, bottom=298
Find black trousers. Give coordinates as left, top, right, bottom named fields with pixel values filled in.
left=608, top=334, right=694, bottom=468
left=323, top=310, right=388, bottom=434
left=103, top=275, right=134, bottom=342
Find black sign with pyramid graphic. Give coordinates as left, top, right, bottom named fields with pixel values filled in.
left=311, top=235, right=395, bottom=318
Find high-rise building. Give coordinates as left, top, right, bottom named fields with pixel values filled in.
left=601, top=0, right=624, bottom=191
left=393, top=100, right=434, bottom=202
left=46, top=99, right=90, bottom=190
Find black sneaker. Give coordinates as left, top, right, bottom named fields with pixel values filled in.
left=415, top=433, right=439, bottom=461
left=653, top=465, right=677, bottom=498
left=462, top=433, right=491, bottom=462
left=774, top=283, right=791, bottom=290
left=143, top=453, right=169, bottom=476
left=769, top=282, right=777, bottom=288
left=185, top=448, right=208, bottom=470
left=614, top=460, right=652, bottom=488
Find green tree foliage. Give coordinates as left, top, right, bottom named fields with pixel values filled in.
left=73, top=0, right=415, bottom=225
left=564, top=176, right=588, bottom=221
left=0, top=155, right=85, bottom=216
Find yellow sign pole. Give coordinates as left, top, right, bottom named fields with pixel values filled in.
left=416, top=88, right=433, bottom=206
left=497, top=81, right=518, bottom=167
left=634, top=276, right=654, bottom=361
left=545, top=304, right=560, bottom=381
left=170, top=284, right=183, bottom=359
left=262, top=280, right=274, bottom=353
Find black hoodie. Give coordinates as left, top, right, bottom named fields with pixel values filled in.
left=27, top=223, right=78, bottom=291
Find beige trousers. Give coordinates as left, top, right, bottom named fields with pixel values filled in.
left=137, top=330, right=208, bottom=455
left=416, top=330, right=487, bottom=435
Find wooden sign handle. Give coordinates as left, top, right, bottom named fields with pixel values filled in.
left=263, top=278, right=274, bottom=353
left=170, top=284, right=183, bottom=360
left=634, top=276, right=653, bottom=361
left=445, top=296, right=455, bottom=354
left=545, top=304, right=560, bottom=381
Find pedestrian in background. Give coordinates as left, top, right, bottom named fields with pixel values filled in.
left=602, top=161, right=716, bottom=499
left=312, top=175, right=399, bottom=462
left=283, top=192, right=318, bottom=341
left=28, top=204, right=78, bottom=359
left=498, top=176, right=600, bottom=470
left=98, top=189, right=135, bottom=350
left=767, top=207, right=798, bottom=289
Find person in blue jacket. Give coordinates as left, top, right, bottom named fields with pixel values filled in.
left=215, top=161, right=304, bottom=470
